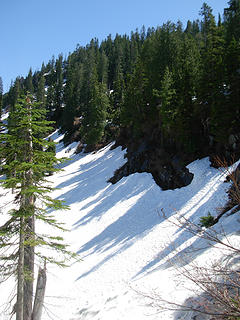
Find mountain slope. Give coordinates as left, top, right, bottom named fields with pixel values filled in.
left=0, top=131, right=239, bottom=320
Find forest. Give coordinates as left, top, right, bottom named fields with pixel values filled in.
left=1, top=1, right=240, bottom=188
left=0, top=1, right=240, bottom=320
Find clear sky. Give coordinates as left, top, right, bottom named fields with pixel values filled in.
left=1, top=0, right=229, bottom=93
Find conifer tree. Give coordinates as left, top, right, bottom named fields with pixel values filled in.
left=198, top=3, right=226, bottom=142
left=223, top=0, right=240, bottom=137
left=36, top=74, right=46, bottom=107
left=0, top=76, right=3, bottom=118
left=0, top=94, right=75, bottom=320
left=110, top=61, right=125, bottom=126
left=25, top=69, right=34, bottom=94
left=121, top=58, right=150, bottom=137
left=224, top=0, right=240, bottom=41
left=154, top=66, right=176, bottom=133
left=53, top=55, right=64, bottom=125
left=82, top=76, right=109, bottom=148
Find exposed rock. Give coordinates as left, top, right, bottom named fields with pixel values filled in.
left=109, top=122, right=240, bottom=190
left=108, top=129, right=194, bottom=190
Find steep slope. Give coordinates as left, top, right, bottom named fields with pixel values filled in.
left=0, top=131, right=239, bottom=320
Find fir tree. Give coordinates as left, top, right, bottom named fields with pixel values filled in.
left=82, top=77, right=109, bottom=148
left=25, top=69, right=34, bottom=94
left=0, top=76, right=3, bottom=118
left=36, top=74, right=46, bottom=107
left=0, top=94, right=76, bottom=320
left=53, top=55, right=64, bottom=125
left=153, top=66, right=176, bottom=133
left=198, top=3, right=226, bottom=142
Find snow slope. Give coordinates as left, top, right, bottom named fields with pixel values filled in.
left=0, top=131, right=240, bottom=320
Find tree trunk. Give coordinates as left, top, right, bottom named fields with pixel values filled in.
left=16, top=217, right=25, bottom=320
left=23, top=98, right=35, bottom=320
left=32, top=263, right=47, bottom=320
left=23, top=215, right=35, bottom=320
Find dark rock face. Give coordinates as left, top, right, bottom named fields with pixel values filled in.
left=108, top=132, right=194, bottom=190
left=109, top=123, right=240, bottom=190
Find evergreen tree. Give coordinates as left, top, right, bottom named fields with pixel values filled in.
left=121, top=58, right=151, bottom=137
left=36, top=74, right=46, bottom=107
left=61, top=58, right=84, bottom=144
left=153, top=66, right=176, bottom=133
left=224, top=0, right=240, bottom=41
left=25, top=69, right=34, bottom=94
left=223, top=0, right=240, bottom=137
left=98, top=49, right=108, bottom=84
left=81, top=73, right=109, bottom=147
left=172, top=33, right=201, bottom=151
left=110, top=60, right=125, bottom=126
left=198, top=3, right=226, bottom=142
left=0, top=94, right=76, bottom=320
left=53, top=54, right=64, bottom=124
left=0, top=76, right=3, bottom=117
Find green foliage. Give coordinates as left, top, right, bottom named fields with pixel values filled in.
left=154, top=66, right=176, bottom=131
left=199, top=212, right=215, bottom=227
left=2, top=1, right=240, bottom=157
left=82, top=80, right=109, bottom=146
left=0, top=76, right=3, bottom=118
left=0, top=94, right=77, bottom=287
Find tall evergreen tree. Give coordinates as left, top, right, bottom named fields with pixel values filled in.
left=153, top=66, right=176, bottom=134
left=25, top=69, right=34, bottom=94
left=224, top=0, right=240, bottom=41
left=0, top=94, right=75, bottom=320
left=36, top=74, right=46, bottom=107
left=198, top=3, right=226, bottom=142
left=121, top=58, right=150, bottom=137
left=53, top=54, right=64, bottom=124
left=0, top=76, right=3, bottom=118
left=81, top=66, right=109, bottom=147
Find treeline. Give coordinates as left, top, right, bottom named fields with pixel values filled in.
left=3, top=1, right=240, bottom=156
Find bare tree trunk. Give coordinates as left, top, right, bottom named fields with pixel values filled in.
left=23, top=214, right=35, bottom=320
left=32, top=263, right=47, bottom=320
left=16, top=217, right=25, bottom=320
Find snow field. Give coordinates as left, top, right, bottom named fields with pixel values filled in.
left=0, top=132, right=239, bottom=320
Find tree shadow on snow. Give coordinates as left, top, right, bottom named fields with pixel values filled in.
left=132, top=160, right=230, bottom=279
left=52, top=149, right=230, bottom=282
left=53, top=145, right=126, bottom=210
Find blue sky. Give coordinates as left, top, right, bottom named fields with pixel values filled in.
left=1, top=0, right=228, bottom=93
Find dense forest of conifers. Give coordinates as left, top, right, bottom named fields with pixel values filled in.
left=1, top=1, right=240, bottom=185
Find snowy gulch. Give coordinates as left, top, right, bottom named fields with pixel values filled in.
left=1, top=131, right=239, bottom=319
left=1, top=2, right=240, bottom=318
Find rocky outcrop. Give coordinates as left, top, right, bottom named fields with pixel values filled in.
left=108, top=129, right=194, bottom=190
left=109, top=123, right=240, bottom=191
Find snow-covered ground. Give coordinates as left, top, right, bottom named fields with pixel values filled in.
left=0, top=131, right=239, bottom=320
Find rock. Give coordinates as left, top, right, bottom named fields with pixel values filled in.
left=108, top=140, right=194, bottom=190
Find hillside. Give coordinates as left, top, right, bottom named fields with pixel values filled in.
left=1, top=131, right=239, bottom=320
left=2, top=1, right=240, bottom=194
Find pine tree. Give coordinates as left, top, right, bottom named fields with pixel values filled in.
left=53, top=55, right=64, bottom=125
left=153, top=66, right=176, bottom=133
left=121, top=58, right=150, bottom=137
left=82, top=77, right=109, bottom=148
left=223, top=0, right=240, bottom=137
left=110, top=61, right=125, bottom=126
left=0, top=76, right=3, bottom=118
left=0, top=94, right=76, bottom=320
left=198, top=3, right=226, bottom=143
left=61, top=55, right=85, bottom=144
left=224, top=0, right=240, bottom=41
left=25, top=69, right=34, bottom=94
left=36, top=74, right=46, bottom=107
